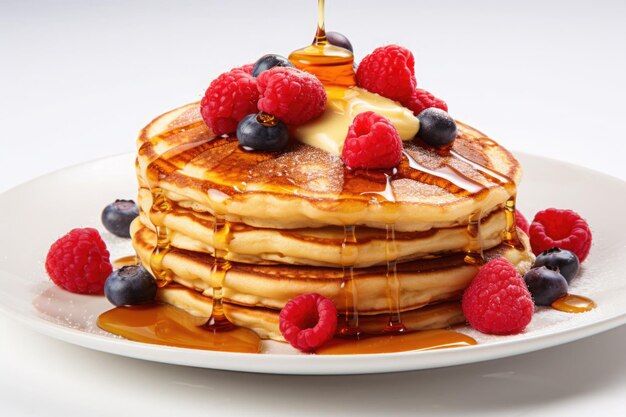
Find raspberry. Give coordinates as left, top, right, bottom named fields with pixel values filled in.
left=279, top=293, right=337, bottom=352
left=341, top=111, right=403, bottom=169
left=516, top=209, right=530, bottom=235
left=237, top=63, right=254, bottom=74
left=529, top=208, right=592, bottom=262
left=256, top=67, right=327, bottom=125
left=462, top=258, right=534, bottom=335
left=45, top=228, right=112, bottom=294
left=200, top=67, right=259, bottom=135
left=402, top=88, right=448, bottom=115
left=356, top=45, right=416, bottom=102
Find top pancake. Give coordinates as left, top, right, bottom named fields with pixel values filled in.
left=136, top=103, right=521, bottom=231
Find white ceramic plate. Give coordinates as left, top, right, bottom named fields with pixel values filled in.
left=0, top=153, right=624, bottom=375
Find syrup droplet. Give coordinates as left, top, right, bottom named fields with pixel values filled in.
left=315, top=329, right=477, bottom=355
left=551, top=294, right=597, bottom=313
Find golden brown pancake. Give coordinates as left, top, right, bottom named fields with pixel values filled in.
left=131, top=220, right=534, bottom=314
left=137, top=188, right=509, bottom=267
left=157, top=284, right=466, bottom=342
left=136, top=103, right=521, bottom=231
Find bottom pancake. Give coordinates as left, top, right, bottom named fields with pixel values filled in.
left=132, top=221, right=534, bottom=315
left=157, top=284, right=466, bottom=342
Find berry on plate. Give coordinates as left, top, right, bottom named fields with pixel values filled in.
left=523, top=266, right=568, bottom=306
left=341, top=111, right=403, bottom=169
left=104, top=265, right=157, bottom=307
left=200, top=66, right=260, bottom=135
left=101, top=199, right=139, bottom=238
left=403, top=88, right=448, bottom=115
left=529, top=208, right=592, bottom=262
left=237, top=112, right=289, bottom=151
left=462, top=258, right=534, bottom=335
left=257, top=67, right=327, bottom=125
left=279, top=293, right=337, bottom=352
left=251, top=54, right=295, bottom=78
left=533, top=247, right=580, bottom=283
left=515, top=209, right=530, bottom=235
left=356, top=45, right=416, bottom=102
left=45, top=228, right=112, bottom=294
left=416, top=108, right=457, bottom=147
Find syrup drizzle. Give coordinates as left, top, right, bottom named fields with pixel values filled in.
left=316, top=329, right=477, bottom=355
left=339, top=225, right=360, bottom=336
left=288, top=0, right=356, bottom=86
left=552, top=294, right=597, bottom=313
left=464, top=211, right=485, bottom=265
left=360, top=170, right=397, bottom=202
left=148, top=187, right=174, bottom=288
left=384, top=224, right=406, bottom=333
left=97, top=304, right=260, bottom=353
left=402, top=150, right=484, bottom=194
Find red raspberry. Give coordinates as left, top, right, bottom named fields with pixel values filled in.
left=356, top=45, right=416, bottom=102
left=256, top=67, right=327, bottom=125
left=341, top=111, right=403, bottom=169
left=402, top=88, right=448, bottom=115
left=462, top=258, right=534, bottom=335
left=516, top=209, right=530, bottom=235
left=200, top=67, right=259, bottom=135
left=279, top=293, right=337, bottom=352
left=237, top=63, right=254, bottom=74
left=45, top=228, right=112, bottom=294
left=529, top=208, right=592, bottom=262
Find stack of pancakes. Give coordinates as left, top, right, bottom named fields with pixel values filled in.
left=132, top=103, right=534, bottom=342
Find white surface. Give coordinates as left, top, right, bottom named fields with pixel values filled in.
left=0, top=0, right=625, bottom=414
left=0, top=153, right=624, bottom=377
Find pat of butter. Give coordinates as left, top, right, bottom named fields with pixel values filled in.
left=291, top=86, right=420, bottom=155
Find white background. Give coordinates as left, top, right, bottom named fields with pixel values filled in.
left=0, top=0, right=625, bottom=415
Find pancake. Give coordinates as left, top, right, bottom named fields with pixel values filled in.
left=132, top=220, right=534, bottom=314
left=136, top=102, right=521, bottom=232
left=137, top=188, right=508, bottom=267
left=157, top=284, right=466, bottom=342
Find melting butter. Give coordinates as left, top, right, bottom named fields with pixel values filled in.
left=292, top=86, right=420, bottom=155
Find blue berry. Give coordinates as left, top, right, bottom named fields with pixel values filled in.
left=251, top=54, right=294, bottom=77
left=416, top=108, right=457, bottom=147
left=101, top=199, right=139, bottom=238
left=104, top=265, right=157, bottom=306
left=533, top=247, right=580, bottom=283
left=237, top=113, right=289, bottom=152
left=327, top=31, right=353, bottom=53
left=523, top=266, right=568, bottom=306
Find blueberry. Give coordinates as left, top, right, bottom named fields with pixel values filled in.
left=533, top=247, right=580, bottom=283
left=327, top=31, right=353, bottom=53
left=251, top=54, right=294, bottom=77
left=101, top=199, right=139, bottom=238
left=237, top=113, right=289, bottom=152
left=416, top=108, right=457, bottom=147
left=104, top=265, right=157, bottom=307
left=523, top=266, right=568, bottom=306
